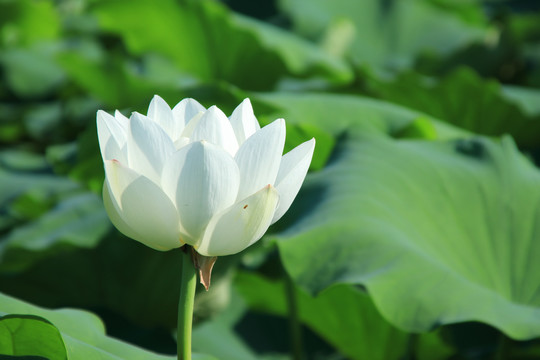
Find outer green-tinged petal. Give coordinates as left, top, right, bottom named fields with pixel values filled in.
left=104, top=159, right=139, bottom=206
left=104, top=160, right=184, bottom=249
left=97, top=110, right=127, bottom=162
left=120, top=176, right=184, bottom=251
left=196, top=185, right=279, bottom=256
left=229, top=98, right=260, bottom=145
left=190, top=106, right=239, bottom=155
left=172, top=98, right=206, bottom=139
left=101, top=137, right=126, bottom=164
left=161, top=141, right=240, bottom=241
left=103, top=180, right=143, bottom=242
left=105, top=159, right=190, bottom=248
left=271, top=138, right=315, bottom=224
left=234, top=119, right=285, bottom=200
left=127, top=112, right=175, bottom=183
left=148, top=95, right=175, bottom=139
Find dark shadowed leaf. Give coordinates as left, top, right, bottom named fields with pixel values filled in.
left=235, top=271, right=410, bottom=360
left=0, top=192, right=110, bottom=272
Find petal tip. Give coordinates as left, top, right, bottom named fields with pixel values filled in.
left=130, top=112, right=146, bottom=122
left=206, top=105, right=226, bottom=117
left=240, top=98, right=252, bottom=107
left=150, top=94, right=168, bottom=105
left=274, top=118, right=286, bottom=129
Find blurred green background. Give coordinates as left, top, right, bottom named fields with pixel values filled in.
left=2, top=0, right=540, bottom=359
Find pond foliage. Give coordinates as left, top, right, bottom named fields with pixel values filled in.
left=2, top=0, right=540, bottom=359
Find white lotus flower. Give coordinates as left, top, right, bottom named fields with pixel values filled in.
left=97, top=96, right=315, bottom=257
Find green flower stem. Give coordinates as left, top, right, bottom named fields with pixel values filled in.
left=285, top=272, right=303, bottom=360
left=177, top=247, right=197, bottom=360
left=404, top=333, right=419, bottom=360
left=495, top=333, right=512, bottom=360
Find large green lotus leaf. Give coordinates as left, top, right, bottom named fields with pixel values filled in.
left=91, top=0, right=351, bottom=91
left=56, top=49, right=182, bottom=109
left=0, top=0, right=60, bottom=45
left=192, top=289, right=261, bottom=360
left=193, top=322, right=260, bottom=360
left=252, top=92, right=471, bottom=179
left=502, top=85, right=540, bottom=118
left=235, top=271, right=410, bottom=360
left=0, top=162, right=76, bottom=207
left=0, top=156, right=76, bottom=233
left=0, top=0, right=63, bottom=97
left=368, top=68, right=540, bottom=147
left=0, top=151, right=110, bottom=272
left=0, top=45, right=65, bottom=97
left=0, top=314, right=67, bottom=359
left=0, top=294, right=162, bottom=360
left=253, top=92, right=470, bottom=139
left=0, top=234, right=240, bottom=332
left=0, top=192, right=110, bottom=272
left=236, top=272, right=454, bottom=360
left=275, top=132, right=540, bottom=340
left=0, top=244, right=286, bottom=358
left=279, top=0, right=487, bottom=70
left=0, top=292, right=199, bottom=359
left=194, top=282, right=329, bottom=360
